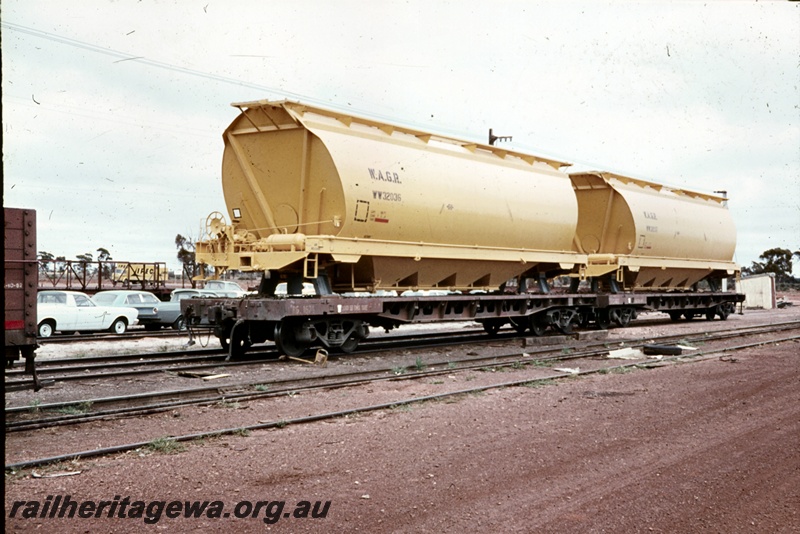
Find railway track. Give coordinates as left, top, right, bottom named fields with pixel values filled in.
left=6, top=318, right=794, bottom=388
left=5, top=319, right=799, bottom=471
left=4, top=328, right=498, bottom=388
left=37, top=328, right=187, bottom=343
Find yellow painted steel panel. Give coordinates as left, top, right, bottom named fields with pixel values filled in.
left=287, top=106, right=578, bottom=252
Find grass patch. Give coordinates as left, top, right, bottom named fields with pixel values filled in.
left=28, top=399, right=42, bottom=413
left=232, top=428, right=251, bottom=437
left=523, top=378, right=556, bottom=388
left=146, top=437, right=186, bottom=455
left=54, top=401, right=93, bottom=416
left=444, top=393, right=469, bottom=404
left=414, top=357, right=427, bottom=371
left=390, top=366, right=406, bottom=376
left=254, top=384, right=269, bottom=392
left=609, top=365, right=638, bottom=374
left=446, top=362, right=457, bottom=370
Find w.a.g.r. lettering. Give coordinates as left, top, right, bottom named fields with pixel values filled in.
left=368, top=168, right=402, bottom=184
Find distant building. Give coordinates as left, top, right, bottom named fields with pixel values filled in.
left=736, top=273, right=776, bottom=309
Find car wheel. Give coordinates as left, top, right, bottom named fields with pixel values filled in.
left=110, top=318, right=128, bottom=334
left=38, top=321, right=55, bottom=338
left=172, top=316, right=186, bottom=331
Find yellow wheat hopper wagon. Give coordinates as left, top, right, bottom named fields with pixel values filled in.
left=570, top=171, right=739, bottom=291
left=197, top=99, right=584, bottom=292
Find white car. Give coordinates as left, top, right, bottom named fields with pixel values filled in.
left=37, top=290, right=139, bottom=337
left=203, top=280, right=249, bottom=297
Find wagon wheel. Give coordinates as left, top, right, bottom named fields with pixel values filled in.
left=611, top=307, right=633, bottom=327
left=683, top=312, right=696, bottom=321
left=217, top=322, right=233, bottom=351
left=509, top=318, right=528, bottom=334
left=552, top=309, right=575, bottom=335
left=275, top=320, right=308, bottom=357
left=668, top=311, right=682, bottom=322
left=595, top=309, right=611, bottom=330
left=717, top=303, right=733, bottom=320
left=227, top=321, right=252, bottom=360
left=529, top=314, right=547, bottom=336
left=339, top=335, right=360, bottom=354
left=705, top=308, right=716, bottom=321
left=481, top=319, right=504, bottom=337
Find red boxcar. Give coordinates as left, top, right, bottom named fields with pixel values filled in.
left=4, top=207, right=41, bottom=389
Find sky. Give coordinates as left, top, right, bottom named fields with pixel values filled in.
left=3, top=0, right=799, bottom=275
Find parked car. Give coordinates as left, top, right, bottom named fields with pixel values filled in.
left=137, top=289, right=221, bottom=331
left=170, top=289, right=220, bottom=300
left=274, top=282, right=316, bottom=296
left=162, top=289, right=222, bottom=330
left=203, top=280, right=248, bottom=297
left=37, top=290, right=138, bottom=337
left=92, top=290, right=164, bottom=331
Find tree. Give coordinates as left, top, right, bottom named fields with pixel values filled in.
left=96, top=247, right=114, bottom=279
left=175, top=234, right=199, bottom=284
left=38, top=251, right=54, bottom=277
left=175, top=234, right=196, bottom=267
left=55, top=255, right=66, bottom=273
left=75, top=252, right=95, bottom=278
left=743, top=247, right=794, bottom=283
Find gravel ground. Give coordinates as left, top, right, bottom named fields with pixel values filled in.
left=5, top=296, right=800, bottom=533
